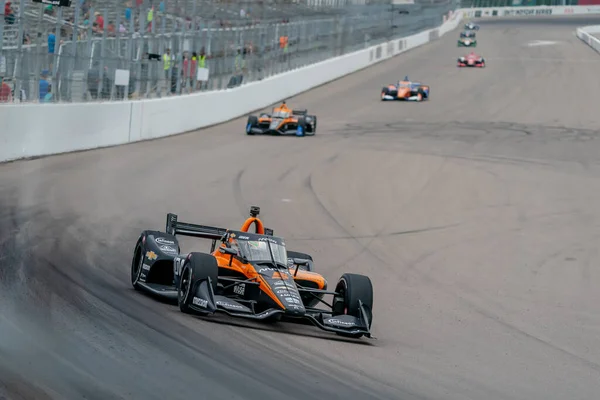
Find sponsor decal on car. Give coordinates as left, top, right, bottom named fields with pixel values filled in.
left=193, top=297, right=208, bottom=308
left=155, top=237, right=175, bottom=245
left=146, top=251, right=157, bottom=260
left=142, top=263, right=151, bottom=271
left=216, top=300, right=245, bottom=310
left=233, top=284, right=245, bottom=296
left=328, top=318, right=356, bottom=326
left=159, top=245, right=178, bottom=253
left=258, top=237, right=278, bottom=244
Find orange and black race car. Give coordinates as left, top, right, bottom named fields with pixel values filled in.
left=131, top=206, right=374, bottom=339
left=381, top=76, right=430, bottom=101
left=246, top=101, right=317, bottom=136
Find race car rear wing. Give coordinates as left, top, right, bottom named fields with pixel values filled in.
left=166, top=213, right=227, bottom=240
left=165, top=213, right=275, bottom=241
left=292, top=109, right=307, bottom=116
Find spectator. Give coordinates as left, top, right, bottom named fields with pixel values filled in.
left=94, top=12, right=104, bottom=30
left=4, top=2, right=15, bottom=25
left=107, top=21, right=115, bottom=35
left=163, top=48, right=172, bottom=80
left=196, top=48, right=206, bottom=90
left=125, top=3, right=131, bottom=21
left=0, top=78, right=12, bottom=103
left=42, top=85, right=53, bottom=103
left=81, top=0, right=89, bottom=16
left=39, top=70, right=51, bottom=102
left=147, top=7, right=153, bottom=31
left=181, top=51, right=190, bottom=91
left=48, top=31, right=56, bottom=54
left=234, top=48, right=245, bottom=73
left=189, top=51, right=198, bottom=89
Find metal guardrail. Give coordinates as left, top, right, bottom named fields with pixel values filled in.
left=0, top=0, right=456, bottom=104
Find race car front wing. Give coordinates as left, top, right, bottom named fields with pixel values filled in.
left=186, top=278, right=373, bottom=338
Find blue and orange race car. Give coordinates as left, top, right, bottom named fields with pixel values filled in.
left=380, top=76, right=430, bottom=102
left=245, top=101, right=317, bottom=137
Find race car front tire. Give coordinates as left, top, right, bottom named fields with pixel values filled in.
left=131, top=239, right=145, bottom=290
left=178, top=253, right=218, bottom=315
left=246, top=116, right=258, bottom=135
left=381, top=87, right=390, bottom=100
left=296, top=117, right=307, bottom=137
left=332, top=273, right=374, bottom=338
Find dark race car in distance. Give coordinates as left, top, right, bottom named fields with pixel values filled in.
left=459, top=30, right=476, bottom=39
left=131, top=206, right=374, bottom=339
left=464, top=22, right=479, bottom=30
left=246, top=101, right=316, bottom=137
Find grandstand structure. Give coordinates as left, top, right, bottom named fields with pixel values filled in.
left=0, top=0, right=455, bottom=103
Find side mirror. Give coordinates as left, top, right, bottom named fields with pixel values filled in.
left=292, top=258, right=309, bottom=266
left=220, top=247, right=238, bottom=256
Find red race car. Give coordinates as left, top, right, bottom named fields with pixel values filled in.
left=457, top=52, right=485, bottom=67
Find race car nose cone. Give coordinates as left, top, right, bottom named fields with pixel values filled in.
left=284, top=307, right=306, bottom=317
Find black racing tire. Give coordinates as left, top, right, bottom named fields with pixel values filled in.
left=131, top=238, right=145, bottom=290
left=332, top=273, right=374, bottom=338
left=246, top=115, right=258, bottom=135
left=287, top=250, right=314, bottom=272
left=309, top=115, right=317, bottom=134
left=381, top=87, right=390, bottom=100
left=297, top=117, right=307, bottom=137
left=178, top=253, right=218, bottom=315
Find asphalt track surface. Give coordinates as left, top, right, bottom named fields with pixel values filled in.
left=2, top=15, right=600, bottom=400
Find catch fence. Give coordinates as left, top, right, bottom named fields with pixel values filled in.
left=0, top=0, right=456, bottom=103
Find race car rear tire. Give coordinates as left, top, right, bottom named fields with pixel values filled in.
left=246, top=116, right=258, bottom=135
left=178, top=252, right=218, bottom=315
left=287, top=250, right=314, bottom=272
left=332, top=273, right=374, bottom=338
left=308, top=115, right=317, bottom=134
